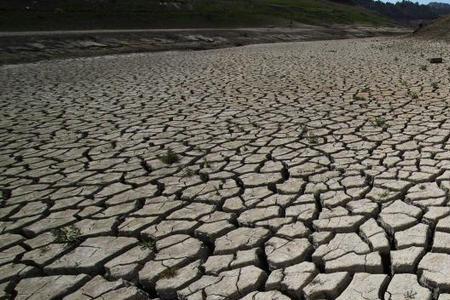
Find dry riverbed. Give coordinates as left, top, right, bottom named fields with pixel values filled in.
left=1, top=37, right=450, bottom=299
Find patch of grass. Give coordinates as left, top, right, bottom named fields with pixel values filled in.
left=371, top=117, right=387, bottom=128
left=236, top=146, right=244, bottom=155
left=160, top=267, right=178, bottom=279
left=199, top=172, right=209, bottom=182
left=51, top=225, right=81, bottom=245
left=158, top=148, right=179, bottom=165
left=361, top=87, right=370, bottom=93
left=308, top=137, right=318, bottom=144
left=307, top=133, right=319, bottom=144
left=310, top=277, right=323, bottom=285
left=404, top=289, right=417, bottom=299
left=380, top=190, right=390, bottom=199
left=353, top=94, right=365, bottom=101
left=213, top=185, right=221, bottom=196
left=140, top=239, right=156, bottom=251
left=203, top=158, right=210, bottom=169
left=408, top=91, right=419, bottom=99
left=39, top=246, right=50, bottom=254
left=182, top=167, right=195, bottom=177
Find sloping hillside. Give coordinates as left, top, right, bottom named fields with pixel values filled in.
left=414, top=15, right=450, bottom=40
left=0, top=0, right=392, bottom=31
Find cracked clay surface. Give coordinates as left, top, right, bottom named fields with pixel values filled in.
left=1, top=37, right=450, bottom=299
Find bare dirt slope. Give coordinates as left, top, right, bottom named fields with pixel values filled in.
left=0, top=26, right=409, bottom=65
left=414, top=15, right=450, bottom=40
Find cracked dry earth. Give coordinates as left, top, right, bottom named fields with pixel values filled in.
left=1, top=37, right=450, bottom=300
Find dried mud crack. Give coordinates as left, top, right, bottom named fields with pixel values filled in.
left=1, top=37, right=450, bottom=300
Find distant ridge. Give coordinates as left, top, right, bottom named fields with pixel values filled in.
left=0, top=0, right=392, bottom=31
left=2, top=0, right=450, bottom=31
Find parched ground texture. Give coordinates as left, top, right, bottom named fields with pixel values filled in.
left=1, top=37, right=450, bottom=300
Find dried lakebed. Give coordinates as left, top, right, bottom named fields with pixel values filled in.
left=1, top=37, right=450, bottom=299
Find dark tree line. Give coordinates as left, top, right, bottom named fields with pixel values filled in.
left=331, top=0, right=450, bottom=23
left=428, top=2, right=450, bottom=15
left=357, top=0, right=437, bottom=21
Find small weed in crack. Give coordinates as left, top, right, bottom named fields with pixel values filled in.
left=371, top=117, right=388, bottom=128
left=52, top=225, right=81, bottom=246
left=140, top=239, right=156, bottom=251
left=160, top=267, right=178, bottom=279
left=158, top=148, right=179, bottom=164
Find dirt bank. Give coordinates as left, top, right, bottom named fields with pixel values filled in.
left=0, top=25, right=409, bottom=65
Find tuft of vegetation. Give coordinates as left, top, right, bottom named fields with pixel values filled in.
left=140, top=239, right=156, bottom=251
left=310, top=277, right=323, bottom=285
left=199, top=172, right=209, bottom=182
left=380, top=190, right=390, bottom=199
left=420, top=65, right=428, bottom=71
left=404, top=289, right=417, bottom=299
left=371, top=117, right=387, bottom=128
left=308, top=135, right=319, bottom=145
left=302, top=125, right=315, bottom=140
left=203, top=158, right=210, bottom=169
left=52, top=225, right=81, bottom=245
left=160, top=267, right=178, bottom=279
left=182, top=167, right=195, bottom=177
left=213, top=185, right=221, bottom=196
left=353, top=94, right=366, bottom=101
left=39, top=245, right=50, bottom=254
left=432, top=82, right=439, bottom=90
left=158, top=148, right=179, bottom=165
left=408, top=91, right=419, bottom=99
